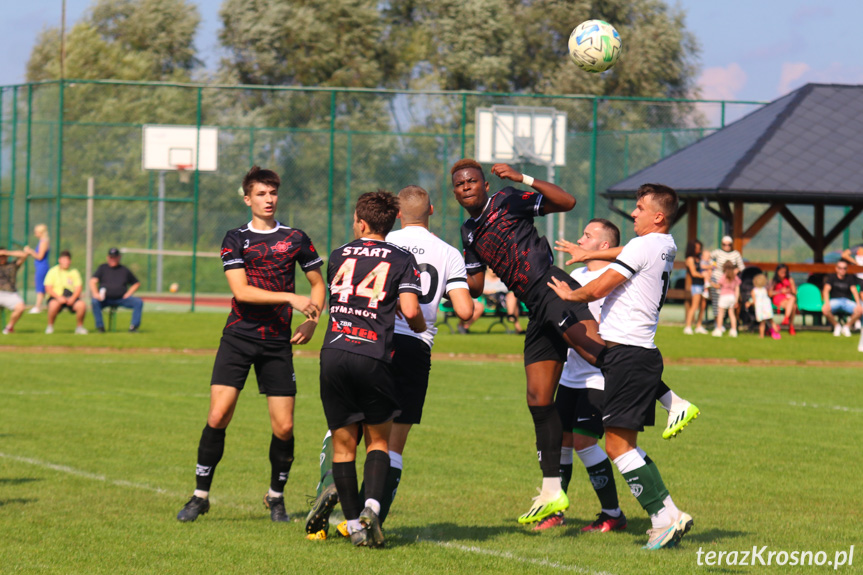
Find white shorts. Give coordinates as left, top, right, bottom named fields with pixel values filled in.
left=718, top=294, right=737, bottom=310
left=0, top=291, right=23, bottom=310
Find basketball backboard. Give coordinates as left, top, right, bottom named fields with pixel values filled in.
left=475, top=106, right=566, bottom=166
left=142, top=125, right=219, bottom=172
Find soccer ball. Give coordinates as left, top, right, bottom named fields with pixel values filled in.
left=568, top=20, right=621, bottom=73
left=169, top=282, right=179, bottom=293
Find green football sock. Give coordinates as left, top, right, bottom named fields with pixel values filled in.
left=621, top=466, right=664, bottom=516
left=642, top=454, right=669, bottom=501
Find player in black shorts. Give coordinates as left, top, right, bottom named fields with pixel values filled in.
left=176, top=166, right=325, bottom=523
left=319, top=190, right=425, bottom=548
left=450, top=158, right=605, bottom=525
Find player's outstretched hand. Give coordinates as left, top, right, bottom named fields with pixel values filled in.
left=491, top=163, right=521, bottom=182
left=290, top=319, right=318, bottom=345
left=547, top=276, right=575, bottom=301
left=554, top=239, right=589, bottom=265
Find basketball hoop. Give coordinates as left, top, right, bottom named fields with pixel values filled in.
left=176, top=164, right=193, bottom=184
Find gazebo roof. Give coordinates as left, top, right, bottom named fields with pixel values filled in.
left=606, top=83, right=863, bottom=205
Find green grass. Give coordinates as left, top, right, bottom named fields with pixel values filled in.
left=1, top=312, right=861, bottom=574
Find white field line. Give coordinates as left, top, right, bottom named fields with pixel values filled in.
left=0, top=452, right=244, bottom=511
left=427, top=540, right=616, bottom=575
left=788, top=401, right=863, bottom=414
left=4, top=451, right=616, bottom=573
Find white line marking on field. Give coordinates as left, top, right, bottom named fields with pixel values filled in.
left=428, top=540, right=616, bottom=575
left=788, top=401, right=863, bottom=414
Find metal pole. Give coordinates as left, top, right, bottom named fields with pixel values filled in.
left=190, top=86, right=202, bottom=312
left=157, top=171, right=165, bottom=293
left=85, top=177, right=94, bottom=281
left=344, top=131, right=352, bottom=244
left=326, top=90, right=336, bottom=255
left=588, top=97, right=598, bottom=220
left=55, top=80, right=64, bottom=255
left=9, top=87, right=17, bottom=248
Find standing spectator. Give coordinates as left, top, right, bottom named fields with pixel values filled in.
left=748, top=274, right=780, bottom=339
left=711, top=261, right=741, bottom=338
left=0, top=247, right=30, bottom=334
left=683, top=239, right=708, bottom=335
left=44, top=250, right=87, bottom=335
left=89, top=247, right=145, bottom=333
left=822, top=261, right=863, bottom=337
left=709, top=236, right=745, bottom=321
left=24, top=223, right=50, bottom=313
left=769, top=263, right=797, bottom=335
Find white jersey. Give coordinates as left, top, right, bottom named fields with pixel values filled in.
left=600, top=232, right=677, bottom=349
left=559, top=266, right=605, bottom=390
left=386, top=226, right=469, bottom=348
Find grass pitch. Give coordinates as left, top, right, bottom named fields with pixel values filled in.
left=1, top=312, right=861, bottom=574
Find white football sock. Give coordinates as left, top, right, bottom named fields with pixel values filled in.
left=268, top=488, right=282, bottom=498
left=388, top=451, right=403, bottom=470
left=364, top=498, right=381, bottom=515
left=576, top=444, right=607, bottom=468
left=560, top=446, right=574, bottom=465
left=541, top=476, right=562, bottom=497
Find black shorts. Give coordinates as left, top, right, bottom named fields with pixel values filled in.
left=319, top=348, right=401, bottom=430
left=210, top=331, right=296, bottom=397
left=600, top=345, right=663, bottom=431
left=555, top=386, right=605, bottom=438
left=392, top=334, right=432, bottom=425
left=522, top=267, right=595, bottom=366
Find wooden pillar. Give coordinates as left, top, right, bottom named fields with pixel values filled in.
left=732, top=201, right=744, bottom=253
left=813, top=203, right=825, bottom=262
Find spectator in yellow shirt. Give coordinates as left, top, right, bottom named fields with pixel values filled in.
left=44, top=250, right=87, bottom=334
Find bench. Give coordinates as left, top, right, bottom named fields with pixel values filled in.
left=436, top=295, right=525, bottom=334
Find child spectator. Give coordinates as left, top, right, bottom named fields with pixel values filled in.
left=712, top=261, right=741, bottom=337
left=748, top=274, right=780, bottom=339
left=769, top=263, right=797, bottom=334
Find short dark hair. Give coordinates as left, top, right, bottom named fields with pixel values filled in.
left=636, top=183, right=678, bottom=222
left=450, top=158, right=485, bottom=181
left=242, top=165, right=280, bottom=196
left=59, top=250, right=71, bottom=259
left=356, top=190, right=399, bottom=236
left=587, top=218, right=620, bottom=248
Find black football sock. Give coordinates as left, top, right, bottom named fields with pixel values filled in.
left=333, top=461, right=361, bottom=521
left=362, top=450, right=390, bottom=511
left=269, top=434, right=294, bottom=494
left=195, top=424, right=226, bottom=492
left=528, top=404, right=563, bottom=478
left=377, top=455, right=402, bottom=525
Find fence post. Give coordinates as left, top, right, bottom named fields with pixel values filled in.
left=190, top=86, right=202, bottom=312
left=10, top=87, right=17, bottom=249
left=0, top=89, right=4, bottom=246
left=327, top=90, right=336, bottom=256
left=588, top=97, right=598, bottom=220
left=344, top=131, right=353, bottom=245
left=22, top=85, right=33, bottom=302
left=55, top=80, right=64, bottom=256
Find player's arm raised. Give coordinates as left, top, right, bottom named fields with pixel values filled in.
left=548, top=268, right=627, bottom=303
left=225, top=268, right=318, bottom=319
left=291, top=268, right=326, bottom=344
left=491, top=163, right=575, bottom=213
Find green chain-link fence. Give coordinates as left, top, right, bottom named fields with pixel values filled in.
left=1, top=80, right=781, bottom=309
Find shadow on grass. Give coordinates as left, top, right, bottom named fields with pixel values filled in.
left=389, top=522, right=517, bottom=548
left=0, top=477, right=42, bottom=486
left=0, top=498, right=38, bottom=507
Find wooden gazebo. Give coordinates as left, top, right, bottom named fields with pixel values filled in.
left=604, top=83, right=863, bottom=278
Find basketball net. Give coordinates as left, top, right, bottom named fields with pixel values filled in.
left=177, top=165, right=192, bottom=184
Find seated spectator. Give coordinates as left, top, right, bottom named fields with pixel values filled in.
left=840, top=230, right=863, bottom=283
left=822, top=261, right=863, bottom=337
left=44, top=250, right=87, bottom=335
left=711, top=261, right=741, bottom=338
left=747, top=273, right=780, bottom=339
left=0, top=247, right=30, bottom=334
left=482, top=268, right=524, bottom=334
left=457, top=298, right=485, bottom=334
left=769, top=263, right=797, bottom=335
left=89, top=247, right=144, bottom=333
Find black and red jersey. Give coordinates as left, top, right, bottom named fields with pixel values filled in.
left=460, top=187, right=552, bottom=299
left=220, top=222, right=323, bottom=341
left=322, top=238, right=422, bottom=362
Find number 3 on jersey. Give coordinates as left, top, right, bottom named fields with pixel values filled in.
left=331, top=258, right=391, bottom=308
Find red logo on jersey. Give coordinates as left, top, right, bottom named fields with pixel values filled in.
left=363, top=241, right=376, bottom=246
left=273, top=240, right=291, bottom=253
left=309, top=243, right=316, bottom=252
left=522, top=193, right=532, bottom=200
left=221, top=248, right=232, bottom=257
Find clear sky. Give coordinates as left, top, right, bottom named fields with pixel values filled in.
left=2, top=0, right=863, bottom=104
